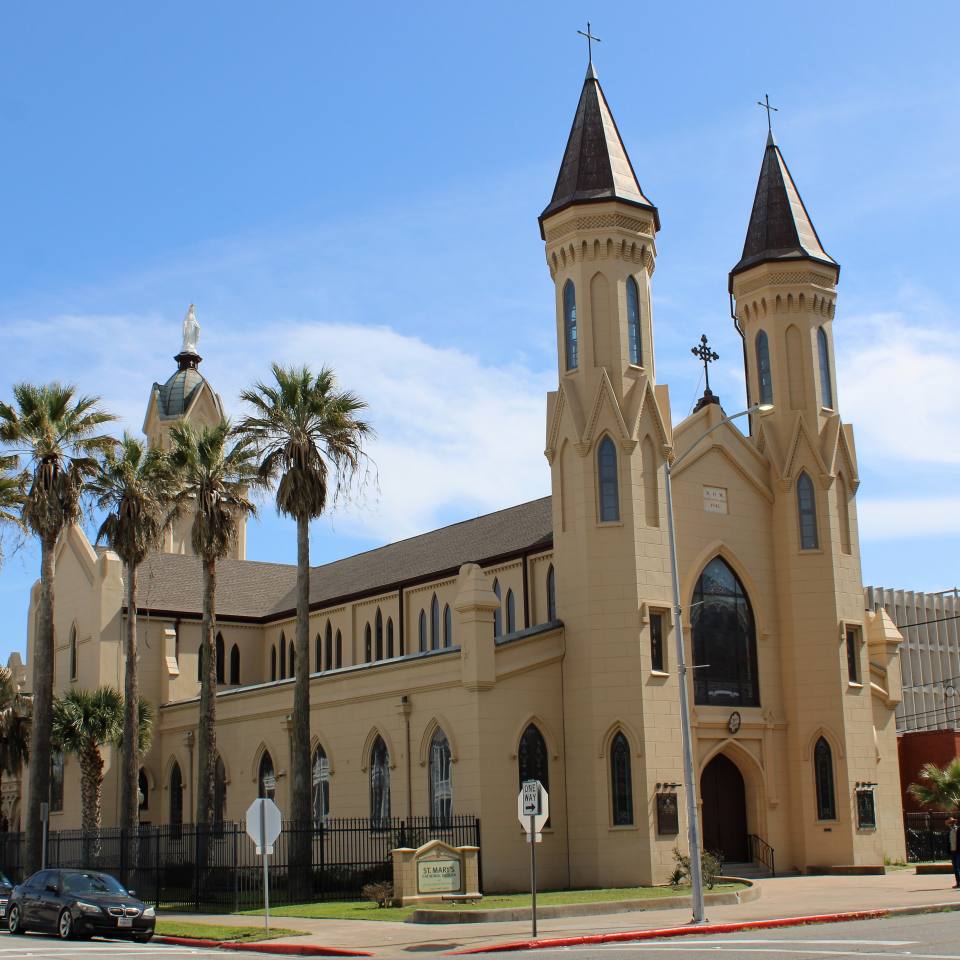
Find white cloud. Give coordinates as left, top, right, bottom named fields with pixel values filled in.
left=837, top=310, right=960, bottom=466
left=858, top=497, right=960, bottom=540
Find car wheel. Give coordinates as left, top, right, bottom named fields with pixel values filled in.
left=57, top=908, right=74, bottom=940
left=7, top=905, right=25, bottom=935
left=133, top=932, right=153, bottom=943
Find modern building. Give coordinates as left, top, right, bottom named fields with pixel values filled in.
left=12, top=59, right=907, bottom=887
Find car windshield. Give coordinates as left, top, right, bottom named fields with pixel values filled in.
left=62, top=872, right=128, bottom=895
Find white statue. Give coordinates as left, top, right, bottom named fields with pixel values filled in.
left=181, top=303, right=200, bottom=355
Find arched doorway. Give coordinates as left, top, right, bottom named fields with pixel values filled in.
left=701, top=753, right=748, bottom=862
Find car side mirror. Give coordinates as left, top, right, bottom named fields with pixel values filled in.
left=46, top=883, right=58, bottom=894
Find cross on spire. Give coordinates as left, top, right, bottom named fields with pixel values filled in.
left=691, top=334, right=720, bottom=394
left=577, top=21, right=601, bottom=65
left=757, top=93, right=778, bottom=136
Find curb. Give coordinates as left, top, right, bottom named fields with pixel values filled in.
left=450, top=901, right=960, bottom=954
left=154, top=935, right=373, bottom=956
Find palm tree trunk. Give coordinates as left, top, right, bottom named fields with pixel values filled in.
left=121, top=563, right=139, bottom=880
left=196, top=557, right=217, bottom=868
left=80, top=744, right=104, bottom=862
left=25, top=535, right=56, bottom=873
left=290, top=513, right=312, bottom=893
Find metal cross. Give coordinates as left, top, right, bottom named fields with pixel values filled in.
left=691, top=334, right=720, bottom=393
left=756, top=93, right=778, bottom=135
left=577, top=22, right=601, bottom=64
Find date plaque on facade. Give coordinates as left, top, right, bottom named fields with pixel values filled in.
left=656, top=792, right=679, bottom=835
left=703, top=486, right=728, bottom=514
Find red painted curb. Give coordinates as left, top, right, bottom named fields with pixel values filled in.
left=153, top=934, right=372, bottom=956
left=450, top=908, right=893, bottom=954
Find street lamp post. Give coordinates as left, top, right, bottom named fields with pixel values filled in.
left=663, top=402, right=770, bottom=924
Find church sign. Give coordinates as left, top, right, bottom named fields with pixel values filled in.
left=391, top=838, right=481, bottom=906
left=417, top=856, right=462, bottom=893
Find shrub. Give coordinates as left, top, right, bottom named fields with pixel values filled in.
left=361, top=881, right=394, bottom=907
left=671, top=845, right=724, bottom=889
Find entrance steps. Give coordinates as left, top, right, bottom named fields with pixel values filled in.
left=725, top=861, right=775, bottom=880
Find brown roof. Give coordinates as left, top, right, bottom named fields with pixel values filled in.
left=539, top=64, right=659, bottom=236
left=135, top=497, right=554, bottom=622
left=729, top=132, right=838, bottom=286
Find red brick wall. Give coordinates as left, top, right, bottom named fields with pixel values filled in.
left=898, top=731, right=960, bottom=813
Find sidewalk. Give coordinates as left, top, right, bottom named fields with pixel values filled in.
left=164, top=871, right=960, bottom=957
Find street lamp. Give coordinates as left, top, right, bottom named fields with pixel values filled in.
left=663, top=401, right=772, bottom=924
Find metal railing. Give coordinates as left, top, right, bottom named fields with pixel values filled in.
left=747, top=833, right=775, bottom=877
left=904, top=811, right=951, bottom=863
left=0, top=815, right=481, bottom=911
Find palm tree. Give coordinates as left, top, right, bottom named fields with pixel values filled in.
left=238, top=364, right=371, bottom=881
left=168, top=420, right=260, bottom=830
left=908, top=758, right=960, bottom=812
left=0, top=383, right=116, bottom=871
left=88, top=434, right=177, bottom=871
left=0, top=665, right=31, bottom=830
left=0, top=454, right=26, bottom=566
left=51, top=687, right=153, bottom=857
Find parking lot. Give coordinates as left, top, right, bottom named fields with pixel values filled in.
left=0, top=932, right=278, bottom=959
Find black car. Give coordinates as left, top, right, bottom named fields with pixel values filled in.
left=7, top=868, right=155, bottom=942
left=0, top=869, right=12, bottom=928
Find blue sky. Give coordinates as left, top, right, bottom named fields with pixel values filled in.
left=1, top=1, right=958, bottom=661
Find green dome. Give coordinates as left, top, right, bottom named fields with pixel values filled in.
left=153, top=354, right=211, bottom=419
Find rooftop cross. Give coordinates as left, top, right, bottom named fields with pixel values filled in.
left=577, top=21, right=601, bottom=65
left=757, top=93, right=778, bottom=136
left=691, top=334, right=720, bottom=394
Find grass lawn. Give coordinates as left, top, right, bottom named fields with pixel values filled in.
left=156, top=920, right=307, bottom=942
left=241, top=884, right=746, bottom=922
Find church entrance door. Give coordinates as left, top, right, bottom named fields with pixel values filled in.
left=700, top=753, right=748, bottom=862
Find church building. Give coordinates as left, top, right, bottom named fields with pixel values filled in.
left=14, top=61, right=907, bottom=889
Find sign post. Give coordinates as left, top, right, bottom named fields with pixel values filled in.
left=517, top=780, right=548, bottom=939
left=245, top=798, right=282, bottom=936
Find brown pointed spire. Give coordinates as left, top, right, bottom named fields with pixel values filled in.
left=729, top=136, right=838, bottom=288
left=539, top=66, right=659, bottom=238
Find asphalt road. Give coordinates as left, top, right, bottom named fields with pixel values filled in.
left=0, top=931, right=278, bottom=958
left=496, top=913, right=960, bottom=960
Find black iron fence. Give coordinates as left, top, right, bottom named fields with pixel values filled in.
left=905, top=811, right=951, bottom=862
left=0, top=816, right=481, bottom=912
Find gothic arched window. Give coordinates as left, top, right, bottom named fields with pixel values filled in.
left=692, top=557, right=760, bottom=707
left=626, top=276, right=642, bottom=366
left=814, top=736, right=836, bottom=820
left=270, top=645, right=277, bottom=681
left=797, top=472, right=819, bottom=550
left=429, top=728, right=453, bottom=825
left=258, top=751, right=276, bottom=801
left=506, top=589, right=516, bottom=634
left=518, top=723, right=549, bottom=793
left=431, top=595, right=440, bottom=650
left=335, top=629, right=343, bottom=668
left=369, top=736, right=391, bottom=828
left=364, top=623, right=372, bottom=663
left=289, top=643, right=295, bottom=677
left=197, top=643, right=204, bottom=682
left=563, top=279, right=578, bottom=371
left=375, top=609, right=384, bottom=660
left=546, top=565, right=556, bottom=621
left=610, top=731, right=633, bottom=826
left=325, top=623, right=333, bottom=671
left=213, top=755, right=227, bottom=828
left=315, top=632, right=321, bottom=672
left=279, top=634, right=287, bottom=680
left=387, top=618, right=395, bottom=658
left=756, top=330, right=774, bottom=406
left=215, top=632, right=225, bottom=685
left=50, top=751, right=65, bottom=812
left=138, top=768, right=149, bottom=811
left=229, top=644, right=240, bottom=685
left=419, top=610, right=427, bottom=652
left=493, top=579, right=502, bottom=638
left=313, top=744, right=330, bottom=823
left=598, top=435, right=620, bottom=522
left=443, top=605, right=452, bottom=647
left=817, top=326, right=833, bottom=408
left=169, top=761, right=183, bottom=828
left=69, top=625, right=77, bottom=681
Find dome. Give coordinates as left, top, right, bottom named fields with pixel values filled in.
left=152, top=353, right=214, bottom=420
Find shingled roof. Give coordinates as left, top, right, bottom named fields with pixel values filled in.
left=729, top=132, right=838, bottom=286
left=539, top=64, right=659, bottom=236
left=134, top=497, right=554, bottom=622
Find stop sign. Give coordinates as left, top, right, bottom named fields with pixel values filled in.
left=245, top=798, right=282, bottom=855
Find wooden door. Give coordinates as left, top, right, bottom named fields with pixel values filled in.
left=700, top=754, right=748, bottom=862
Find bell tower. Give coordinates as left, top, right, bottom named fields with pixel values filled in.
left=540, top=62, right=679, bottom=886
left=730, top=131, right=893, bottom=867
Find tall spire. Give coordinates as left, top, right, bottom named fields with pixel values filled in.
left=729, top=136, right=838, bottom=286
left=539, top=68, right=658, bottom=237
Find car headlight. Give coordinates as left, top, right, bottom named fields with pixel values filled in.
left=142, top=906, right=155, bottom=918
left=76, top=901, right=102, bottom=915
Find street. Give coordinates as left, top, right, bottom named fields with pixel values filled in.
left=493, top=913, right=960, bottom=960
left=0, top=932, right=278, bottom=959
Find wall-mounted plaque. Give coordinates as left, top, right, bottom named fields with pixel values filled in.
left=703, top=486, right=728, bottom=514
left=656, top=792, right=679, bottom=835
left=856, top=789, right=877, bottom=829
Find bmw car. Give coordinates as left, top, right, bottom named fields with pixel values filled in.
left=6, top=868, right=155, bottom=942
left=0, top=868, right=12, bottom=928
